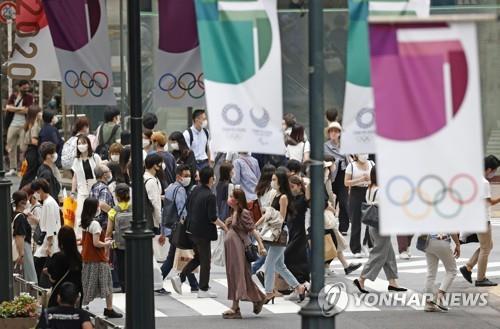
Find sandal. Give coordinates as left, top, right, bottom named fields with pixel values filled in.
left=222, top=308, right=242, bottom=319
left=253, top=300, right=265, bottom=314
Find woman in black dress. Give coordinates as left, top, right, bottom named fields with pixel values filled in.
left=285, top=175, right=310, bottom=285
left=47, top=226, right=83, bottom=307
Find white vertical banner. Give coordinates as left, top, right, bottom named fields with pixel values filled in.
left=370, top=21, right=486, bottom=235
left=194, top=0, right=285, bottom=154
left=154, top=0, right=205, bottom=108
left=43, top=0, right=116, bottom=105
left=7, top=0, right=60, bottom=81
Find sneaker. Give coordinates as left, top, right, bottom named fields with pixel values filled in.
left=475, top=278, right=498, bottom=287
left=353, top=253, right=363, bottom=259
left=5, top=169, right=16, bottom=177
left=325, top=268, right=336, bottom=277
left=198, top=289, right=217, bottom=298
left=460, top=266, right=472, bottom=284
left=344, top=263, right=362, bottom=275
left=103, top=308, right=123, bottom=318
left=154, top=288, right=171, bottom=295
left=424, top=301, right=442, bottom=313
left=361, top=246, right=370, bottom=257
left=171, top=276, right=183, bottom=294
left=399, top=251, right=410, bottom=260
left=284, top=291, right=301, bottom=301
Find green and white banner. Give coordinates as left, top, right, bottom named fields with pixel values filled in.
left=194, top=0, right=285, bottom=154
left=341, top=0, right=375, bottom=154
left=341, top=0, right=430, bottom=154
left=369, top=0, right=430, bottom=17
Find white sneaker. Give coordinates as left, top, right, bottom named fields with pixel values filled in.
left=197, top=290, right=217, bottom=298
left=399, top=251, right=410, bottom=260
left=325, top=268, right=336, bottom=277
left=285, top=291, right=301, bottom=301
left=353, top=253, right=363, bottom=259
left=362, top=246, right=370, bottom=257
left=5, top=169, right=16, bottom=177
left=170, top=276, right=183, bottom=295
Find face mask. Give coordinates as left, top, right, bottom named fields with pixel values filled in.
left=202, top=120, right=208, bottom=129
left=142, top=139, right=150, bottom=148
left=52, top=116, right=59, bottom=125
left=106, top=173, right=113, bottom=183
left=78, top=144, right=88, bottom=153
left=34, top=192, right=41, bottom=201
left=227, top=197, right=237, bottom=208
left=52, top=153, right=58, bottom=162
left=110, top=154, right=120, bottom=162
left=95, top=209, right=101, bottom=218
left=181, top=177, right=191, bottom=187
left=170, top=142, right=179, bottom=151
left=161, top=163, right=166, bottom=170
left=487, top=170, right=497, bottom=179
left=163, top=145, right=170, bottom=152
left=357, top=154, right=369, bottom=163
left=291, top=190, right=300, bottom=196
left=271, top=181, right=279, bottom=191
left=23, top=208, right=30, bottom=215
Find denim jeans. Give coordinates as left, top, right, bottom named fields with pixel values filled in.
left=263, top=244, right=299, bottom=294
left=161, top=243, right=199, bottom=290
left=252, top=255, right=266, bottom=274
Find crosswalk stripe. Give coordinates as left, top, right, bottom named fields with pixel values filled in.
left=213, top=278, right=303, bottom=314
left=112, top=293, right=168, bottom=317
left=163, top=280, right=229, bottom=316
left=399, top=262, right=500, bottom=274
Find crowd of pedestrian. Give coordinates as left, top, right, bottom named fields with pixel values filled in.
left=5, top=82, right=500, bottom=324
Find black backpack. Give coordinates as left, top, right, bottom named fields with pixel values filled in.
left=162, top=185, right=186, bottom=228
left=95, top=124, right=119, bottom=160
left=187, top=127, right=209, bottom=150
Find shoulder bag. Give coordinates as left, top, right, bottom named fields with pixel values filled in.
left=361, top=188, right=379, bottom=229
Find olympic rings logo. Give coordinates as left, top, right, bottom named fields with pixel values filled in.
left=356, top=107, right=375, bottom=129
left=221, top=104, right=270, bottom=128
left=386, top=174, right=478, bottom=220
left=64, top=70, right=110, bottom=98
left=158, top=72, right=205, bottom=100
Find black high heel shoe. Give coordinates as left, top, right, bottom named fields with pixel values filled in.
left=388, top=285, right=407, bottom=292
left=298, top=285, right=307, bottom=302
left=353, top=279, right=369, bottom=294
left=264, top=293, right=277, bottom=305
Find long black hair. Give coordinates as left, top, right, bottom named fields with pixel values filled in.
left=275, top=166, right=295, bottom=216
left=255, top=164, right=276, bottom=197
left=80, top=198, right=99, bottom=230
left=58, top=226, right=82, bottom=271
left=169, top=131, right=191, bottom=161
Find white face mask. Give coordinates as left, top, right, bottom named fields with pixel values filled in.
left=161, top=162, right=166, bottom=170
left=77, top=144, right=88, bottom=153
left=357, top=154, right=369, bottom=163
left=34, top=192, right=41, bottom=201
left=95, top=208, right=101, bottom=217
left=202, top=120, right=208, bottom=129
left=271, top=181, right=279, bottom=191
left=181, top=177, right=191, bottom=187
left=142, top=139, right=150, bottom=148
left=487, top=170, right=497, bottom=179
left=170, top=142, right=179, bottom=151
left=106, top=174, right=113, bottom=183
left=52, top=116, right=59, bottom=125
left=52, top=153, right=58, bottom=162
left=163, top=145, right=170, bottom=152
left=110, top=154, right=120, bottom=162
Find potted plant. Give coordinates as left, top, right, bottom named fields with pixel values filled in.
left=0, top=294, right=39, bottom=329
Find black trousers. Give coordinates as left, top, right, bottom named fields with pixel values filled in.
left=34, top=256, right=51, bottom=288
left=180, top=236, right=211, bottom=291
left=19, top=145, right=40, bottom=189
left=348, top=186, right=372, bottom=254
left=115, top=249, right=126, bottom=293
left=332, top=169, right=350, bottom=233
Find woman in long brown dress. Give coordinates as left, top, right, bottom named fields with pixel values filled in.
left=223, top=189, right=267, bottom=319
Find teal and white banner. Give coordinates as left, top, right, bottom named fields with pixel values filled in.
left=369, top=0, right=430, bottom=17
left=194, top=0, right=285, bottom=154
left=341, top=0, right=374, bottom=154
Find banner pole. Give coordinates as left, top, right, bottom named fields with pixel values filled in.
left=7, top=19, right=12, bottom=95
left=38, top=81, right=43, bottom=108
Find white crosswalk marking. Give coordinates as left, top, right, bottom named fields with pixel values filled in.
left=112, top=293, right=168, bottom=317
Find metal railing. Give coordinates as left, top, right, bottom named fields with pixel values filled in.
left=13, top=274, right=123, bottom=329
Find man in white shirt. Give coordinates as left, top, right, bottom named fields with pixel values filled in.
left=31, top=178, right=61, bottom=287
left=183, top=109, right=210, bottom=170
left=144, top=153, right=167, bottom=263
left=461, top=155, right=500, bottom=287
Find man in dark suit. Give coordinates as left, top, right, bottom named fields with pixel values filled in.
left=171, top=166, right=227, bottom=298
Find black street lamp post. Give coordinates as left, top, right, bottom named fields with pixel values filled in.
left=124, top=0, right=155, bottom=328
left=0, top=39, right=14, bottom=303
left=300, top=0, right=336, bottom=328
